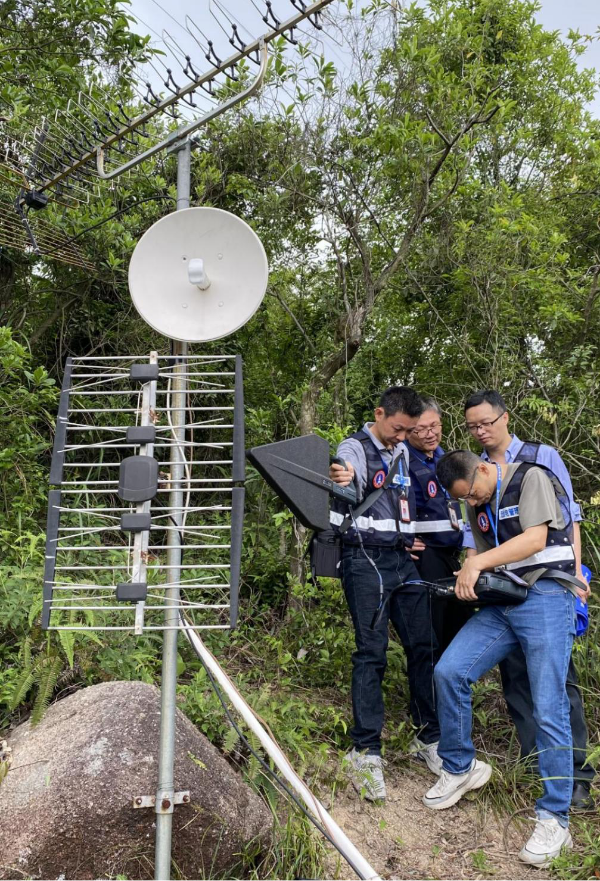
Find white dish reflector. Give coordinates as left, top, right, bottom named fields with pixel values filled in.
left=128, top=207, right=268, bottom=341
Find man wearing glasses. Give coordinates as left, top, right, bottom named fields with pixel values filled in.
left=463, top=389, right=594, bottom=810
left=424, top=450, right=578, bottom=866
left=405, top=397, right=471, bottom=650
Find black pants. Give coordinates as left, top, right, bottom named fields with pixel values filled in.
left=341, top=544, right=440, bottom=755
left=500, top=649, right=594, bottom=784
left=414, top=545, right=473, bottom=653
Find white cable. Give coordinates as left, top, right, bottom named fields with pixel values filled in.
left=181, top=615, right=382, bottom=881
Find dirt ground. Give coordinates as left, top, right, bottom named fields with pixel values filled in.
left=320, top=759, right=551, bottom=881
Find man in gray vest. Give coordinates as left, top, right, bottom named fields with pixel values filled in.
left=330, top=387, right=440, bottom=801
left=426, top=450, right=579, bottom=867
left=463, top=389, right=594, bottom=809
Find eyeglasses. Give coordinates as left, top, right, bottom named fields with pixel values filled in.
left=408, top=421, right=442, bottom=438
left=456, top=468, right=479, bottom=501
left=465, top=411, right=506, bottom=434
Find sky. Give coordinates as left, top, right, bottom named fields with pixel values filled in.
left=536, top=0, right=600, bottom=116
left=127, top=0, right=600, bottom=116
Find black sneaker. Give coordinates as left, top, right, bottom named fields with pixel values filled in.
left=571, top=782, right=595, bottom=811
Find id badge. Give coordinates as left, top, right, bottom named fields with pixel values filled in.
left=448, top=502, right=460, bottom=531
left=400, top=498, right=411, bottom=523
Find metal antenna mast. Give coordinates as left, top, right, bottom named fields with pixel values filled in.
left=30, top=3, right=337, bottom=878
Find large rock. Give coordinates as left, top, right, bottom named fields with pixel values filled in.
left=0, top=681, right=272, bottom=879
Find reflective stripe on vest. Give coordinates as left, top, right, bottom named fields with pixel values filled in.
left=414, top=517, right=464, bottom=533
left=330, top=510, right=416, bottom=535
left=504, top=545, right=575, bottom=571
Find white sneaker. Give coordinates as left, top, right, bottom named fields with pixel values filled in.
left=343, top=748, right=386, bottom=801
left=422, top=759, right=492, bottom=809
left=411, top=736, right=443, bottom=776
left=519, top=817, right=573, bottom=867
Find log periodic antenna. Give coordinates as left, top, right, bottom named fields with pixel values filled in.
left=34, top=4, right=338, bottom=880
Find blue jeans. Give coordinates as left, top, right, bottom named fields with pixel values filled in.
left=342, top=545, right=440, bottom=755
left=434, top=579, right=576, bottom=825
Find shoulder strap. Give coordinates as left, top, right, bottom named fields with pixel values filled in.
left=338, top=450, right=403, bottom=535
left=540, top=569, right=586, bottom=591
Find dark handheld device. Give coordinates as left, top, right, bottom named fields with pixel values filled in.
left=432, top=572, right=527, bottom=606
left=371, top=570, right=527, bottom=629
left=330, top=456, right=358, bottom=504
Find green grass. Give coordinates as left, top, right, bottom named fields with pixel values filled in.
left=1, top=567, right=599, bottom=878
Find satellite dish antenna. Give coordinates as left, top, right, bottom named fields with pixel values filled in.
left=128, top=207, right=269, bottom=342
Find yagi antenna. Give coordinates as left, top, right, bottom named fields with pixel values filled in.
left=10, top=1, right=336, bottom=205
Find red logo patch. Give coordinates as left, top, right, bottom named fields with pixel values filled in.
left=372, top=469, right=386, bottom=488
left=427, top=480, right=438, bottom=498
left=477, top=512, right=490, bottom=533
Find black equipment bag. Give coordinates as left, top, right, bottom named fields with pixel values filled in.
left=308, top=529, right=342, bottom=579
left=435, top=572, right=528, bottom=605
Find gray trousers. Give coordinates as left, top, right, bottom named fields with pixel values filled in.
left=500, top=650, right=594, bottom=784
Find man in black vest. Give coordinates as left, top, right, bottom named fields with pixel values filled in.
left=463, top=389, right=594, bottom=809
left=330, top=387, right=441, bottom=800
left=405, top=396, right=471, bottom=650
left=425, top=450, right=578, bottom=867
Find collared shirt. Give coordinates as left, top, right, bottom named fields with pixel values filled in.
left=462, top=433, right=582, bottom=549
left=337, top=422, right=408, bottom=503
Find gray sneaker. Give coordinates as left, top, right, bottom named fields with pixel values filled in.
left=422, top=759, right=492, bottom=810
left=343, top=748, right=386, bottom=801
left=411, top=736, right=443, bottom=776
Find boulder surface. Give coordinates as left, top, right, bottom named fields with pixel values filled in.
left=0, top=680, right=272, bottom=879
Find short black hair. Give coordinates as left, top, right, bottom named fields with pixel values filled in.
left=464, top=389, right=506, bottom=414
left=379, top=386, right=423, bottom=418
left=436, top=449, right=481, bottom=491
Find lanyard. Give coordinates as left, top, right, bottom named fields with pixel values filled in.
left=485, top=463, right=502, bottom=547
left=377, top=448, right=403, bottom=478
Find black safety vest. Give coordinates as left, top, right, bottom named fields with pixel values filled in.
left=408, top=446, right=463, bottom=549
left=330, top=430, right=416, bottom=547
left=473, top=462, right=575, bottom=579
left=514, top=440, right=541, bottom=464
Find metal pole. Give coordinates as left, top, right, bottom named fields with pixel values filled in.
left=154, top=138, right=191, bottom=881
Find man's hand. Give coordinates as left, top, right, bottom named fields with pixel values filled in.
left=454, top=556, right=482, bottom=601
left=330, top=461, right=355, bottom=487
left=407, top=537, right=426, bottom=561
left=575, top=566, right=591, bottom=602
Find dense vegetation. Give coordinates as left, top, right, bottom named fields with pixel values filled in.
left=1, top=0, right=599, bottom=877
